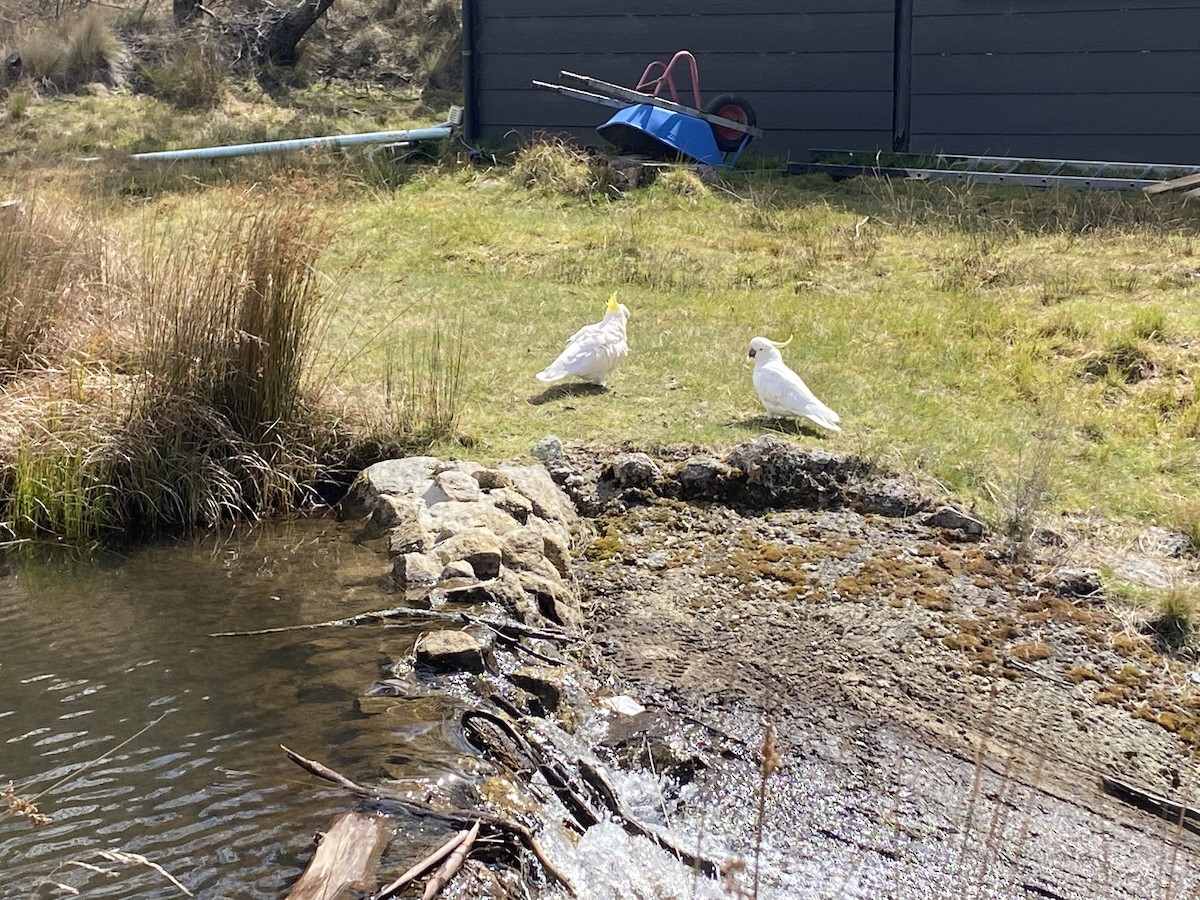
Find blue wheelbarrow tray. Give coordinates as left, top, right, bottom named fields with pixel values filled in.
left=597, top=103, right=726, bottom=167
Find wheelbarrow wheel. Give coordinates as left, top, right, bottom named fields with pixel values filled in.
left=705, top=94, right=756, bottom=153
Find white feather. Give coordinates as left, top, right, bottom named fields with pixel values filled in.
left=537, top=302, right=630, bottom=386
left=748, top=336, right=842, bottom=432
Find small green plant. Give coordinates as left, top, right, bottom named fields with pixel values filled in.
left=138, top=40, right=226, bottom=110
left=6, top=91, right=29, bottom=121
left=1131, top=306, right=1168, bottom=342
left=1153, top=587, right=1199, bottom=652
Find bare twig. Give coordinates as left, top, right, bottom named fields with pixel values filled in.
left=210, top=605, right=574, bottom=642
left=376, top=828, right=470, bottom=900
left=421, top=819, right=480, bottom=899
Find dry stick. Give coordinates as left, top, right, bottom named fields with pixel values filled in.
left=1101, top=775, right=1200, bottom=834
left=462, top=614, right=568, bottom=665
left=466, top=710, right=725, bottom=879
left=210, top=605, right=574, bottom=641
left=421, top=819, right=480, bottom=900
left=281, top=745, right=577, bottom=896
left=375, top=828, right=470, bottom=900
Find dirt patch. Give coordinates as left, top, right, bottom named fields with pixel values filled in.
left=545, top=436, right=1200, bottom=897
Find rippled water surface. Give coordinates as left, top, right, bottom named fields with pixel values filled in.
left=0, top=516, right=454, bottom=899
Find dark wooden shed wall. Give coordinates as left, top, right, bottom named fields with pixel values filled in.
left=468, top=1, right=1200, bottom=164
left=909, top=1, right=1200, bottom=162
left=468, top=0, right=896, bottom=160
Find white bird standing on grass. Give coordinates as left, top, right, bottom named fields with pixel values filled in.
left=748, top=335, right=842, bottom=432
left=536, top=294, right=630, bottom=387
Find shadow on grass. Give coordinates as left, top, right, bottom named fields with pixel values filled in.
left=528, top=383, right=609, bottom=406
left=728, top=415, right=834, bottom=439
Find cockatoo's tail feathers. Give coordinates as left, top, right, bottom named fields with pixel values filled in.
left=769, top=335, right=794, bottom=349
left=606, top=293, right=620, bottom=313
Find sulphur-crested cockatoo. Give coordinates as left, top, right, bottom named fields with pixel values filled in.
left=748, top=335, right=842, bottom=432
left=536, top=294, right=630, bottom=386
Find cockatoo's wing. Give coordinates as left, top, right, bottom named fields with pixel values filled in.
left=536, top=320, right=628, bottom=385
left=754, top=360, right=842, bottom=431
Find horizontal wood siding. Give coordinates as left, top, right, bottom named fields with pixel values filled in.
left=910, top=2, right=1200, bottom=162
left=472, top=2, right=895, bottom=159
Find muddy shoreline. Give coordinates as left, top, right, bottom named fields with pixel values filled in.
left=320, top=436, right=1200, bottom=898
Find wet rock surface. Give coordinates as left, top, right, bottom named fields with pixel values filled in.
left=546, top=437, right=1200, bottom=898
left=342, top=437, right=1200, bottom=898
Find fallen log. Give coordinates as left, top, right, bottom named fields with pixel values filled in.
left=286, top=810, right=394, bottom=900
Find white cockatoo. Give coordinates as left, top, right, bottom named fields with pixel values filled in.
left=748, top=335, right=842, bottom=432
left=536, top=294, right=630, bottom=387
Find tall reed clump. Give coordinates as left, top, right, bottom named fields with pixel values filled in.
left=0, top=199, right=96, bottom=377
left=111, top=200, right=336, bottom=535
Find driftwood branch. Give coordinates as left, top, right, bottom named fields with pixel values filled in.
left=422, top=819, right=480, bottom=900
left=281, top=745, right=576, bottom=896
left=211, top=606, right=574, bottom=642
left=463, top=709, right=725, bottom=879
left=1102, top=775, right=1200, bottom=834
left=285, top=811, right=393, bottom=900
left=376, top=827, right=469, bottom=900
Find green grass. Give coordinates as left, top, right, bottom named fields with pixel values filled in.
left=5, top=122, right=1200, bottom=539
left=302, top=161, right=1200, bottom=531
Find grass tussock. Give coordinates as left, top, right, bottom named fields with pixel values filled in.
left=137, top=38, right=226, bottom=110
left=0, top=187, right=463, bottom=542
left=512, top=139, right=606, bottom=197
left=13, top=11, right=124, bottom=92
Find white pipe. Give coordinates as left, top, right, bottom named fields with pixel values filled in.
left=80, top=123, right=455, bottom=163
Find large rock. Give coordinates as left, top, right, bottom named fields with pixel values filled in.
left=340, top=456, right=439, bottom=522
left=495, top=464, right=578, bottom=528
left=415, top=630, right=488, bottom=674
left=435, top=528, right=503, bottom=579
left=393, top=551, right=442, bottom=585
left=611, top=452, right=661, bottom=489
left=430, top=468, right=483, bottom=503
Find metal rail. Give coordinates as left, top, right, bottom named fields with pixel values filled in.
left=557, top=71, right=764, bottom=139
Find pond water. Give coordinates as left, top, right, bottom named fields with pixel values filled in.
left=0, top=516, right=469, bottom=899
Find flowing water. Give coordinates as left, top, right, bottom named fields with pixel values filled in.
left=0, top=516, right=470, bottom=899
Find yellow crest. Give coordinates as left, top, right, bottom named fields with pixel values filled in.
left=769, top=335, right=794, bottom=349
left=606, top=293, right=620, bottom=313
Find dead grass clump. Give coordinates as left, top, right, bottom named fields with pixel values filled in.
left=1080, top=339, right=1156, bottom=384
left=649, top=167, right=712, bottom=201
left=0, top=197, right=105, bottom=377
left=16, top=11, right=125, bottom=92
left=137, top=37, right=225, bottom=110
left=512, top=139, right=604, bottom=197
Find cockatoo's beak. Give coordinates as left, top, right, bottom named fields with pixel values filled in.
left=768, top=335, right=794, bottom=349
left=606, top=293, right=620, bottom=313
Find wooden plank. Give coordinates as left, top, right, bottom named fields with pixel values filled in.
left=912, top=93, right=1200, bottom=137
left=478, top=88, right=892, bottom=132
left=1144, top=171, right=1200, bottom=194
left=479, top=50, right=893, bottom=92
left=912, top=49, right=1200, bottom=96
left=909, top=133, right=1200, bottom=165
left=915, top=0, right=1200, bottom=15
left=911, top=8, right=1200, bottom=54
left=476, top=121, right=892, bottom=161
left=484, top=0, right=892, bottom=16
left=476, top=11, right=893, bottom=55
left=286, top=811, right=394, bottom=900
